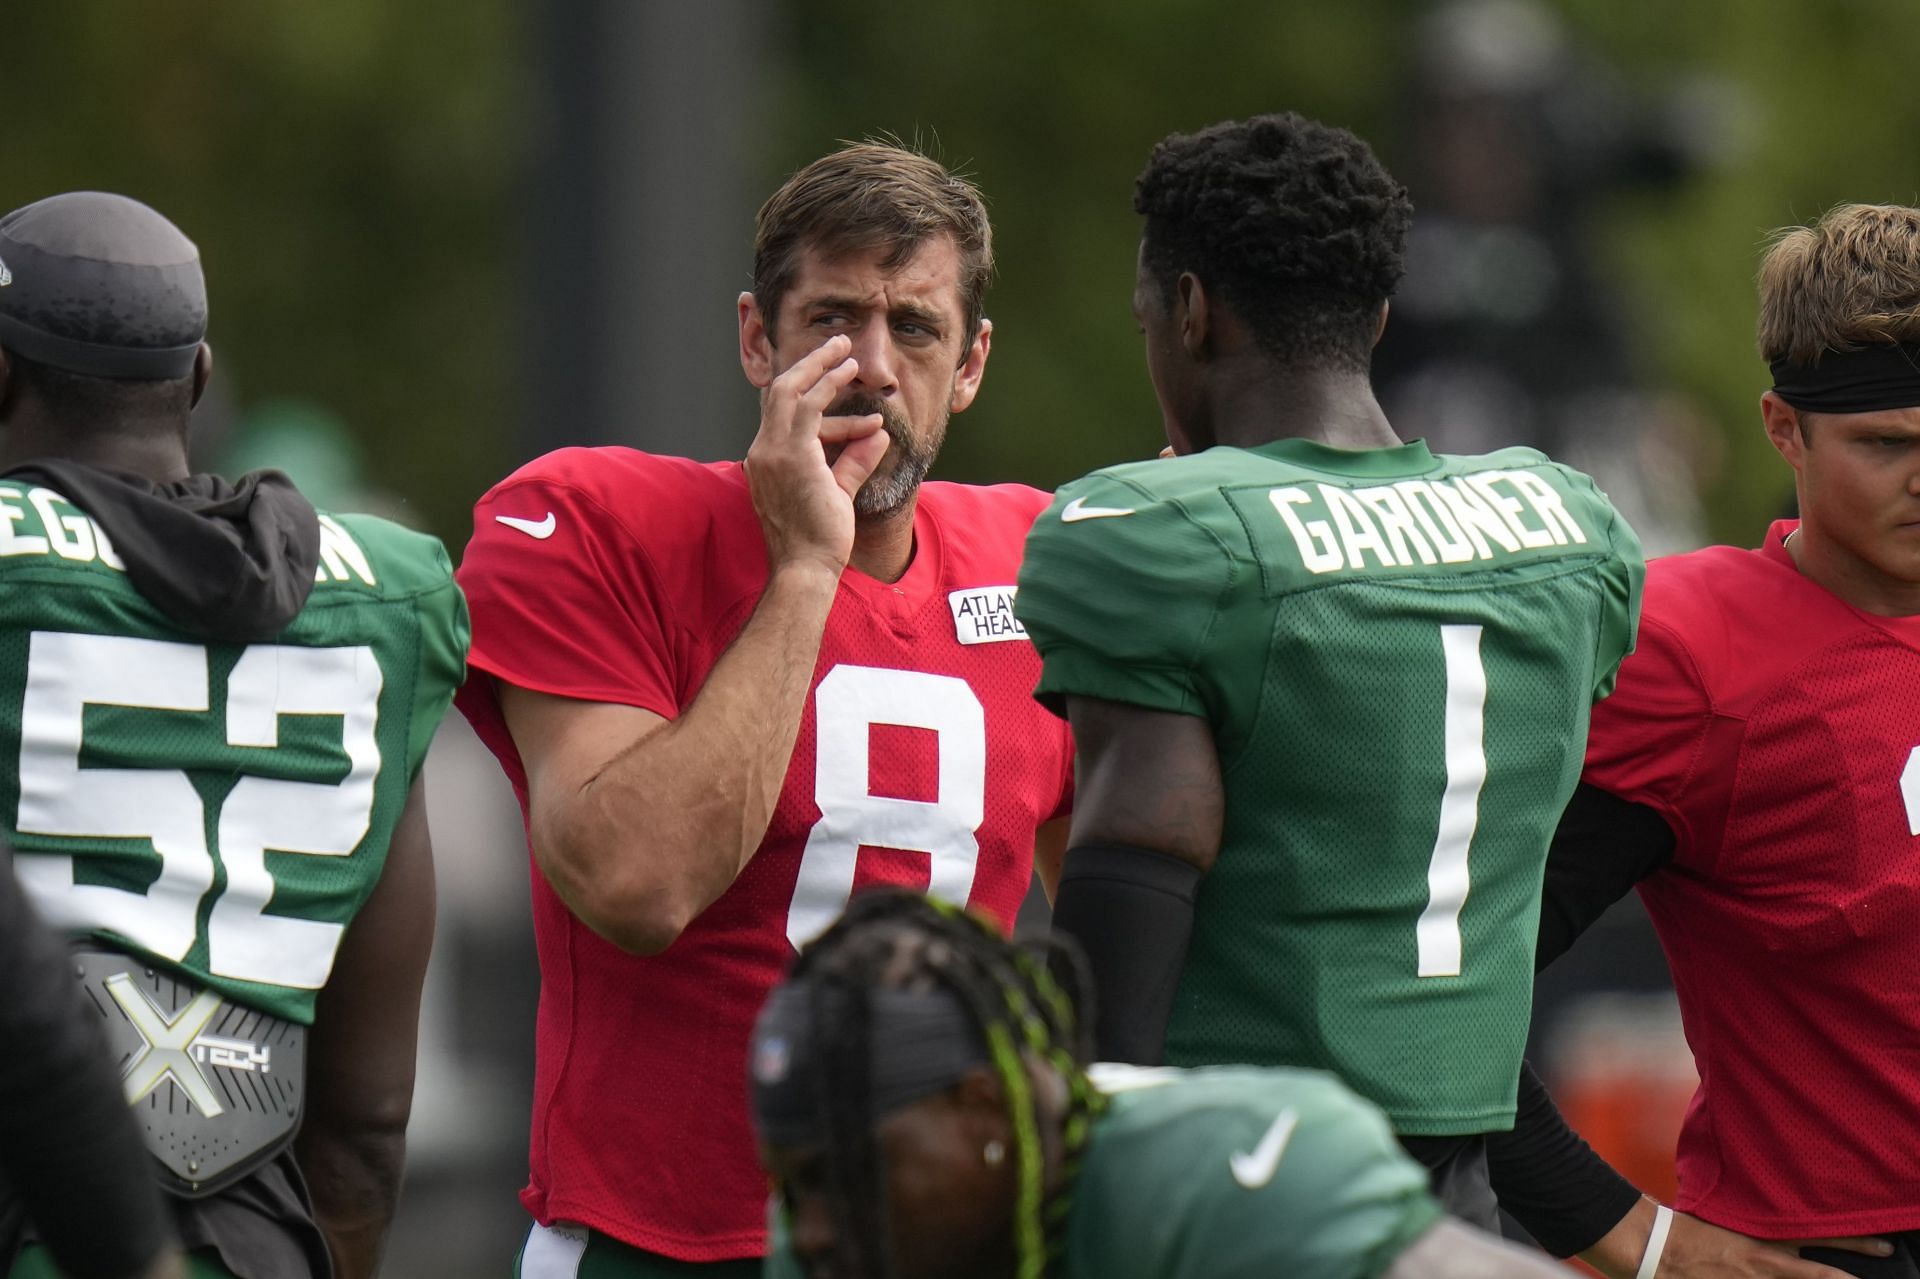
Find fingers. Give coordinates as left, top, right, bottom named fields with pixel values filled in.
left=829, top=429, right=891, bottom=500
left=1767, top=1254, right=1883, bottom=1279
left=815, top=413, right=886, bottom=446
left=1788, top=1237, right=1895, bottom=1259
left=768, top=335, right=863, bottom=436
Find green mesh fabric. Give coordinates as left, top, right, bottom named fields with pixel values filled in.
left=1019, top=440, right=1642, bottom=1132
left=0, top=483, right=467, bottom=1024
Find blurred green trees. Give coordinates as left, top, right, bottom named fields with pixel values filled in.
left=0, top=1, right=514, bottom=541
left=8, top=2, right=1919, bottom=546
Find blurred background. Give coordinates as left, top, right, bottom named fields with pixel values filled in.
left=6, top=0, right=1918, bottom=1271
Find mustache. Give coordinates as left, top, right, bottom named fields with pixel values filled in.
left=828, top=391, right=911, bottom=438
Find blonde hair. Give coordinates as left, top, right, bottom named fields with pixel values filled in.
left=1757, top=204, right=1920, bottom=365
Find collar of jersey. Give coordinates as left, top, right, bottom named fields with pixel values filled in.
left=836, top=489, right=945, bottom=612
left=1248, top=436, right=1438, bottom=478
left=1764, top=516, right=1920, bottom=644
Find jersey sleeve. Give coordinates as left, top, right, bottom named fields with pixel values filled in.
left=1581, top=610, right=1713, bottom=868
left=457, top=466, right=683, bottom=718
left=1073, top=1070, right=1442, bottom=1279
left=1588, top=496, right=1646, bottom=703
left=1016, top=473, right=1233, bottom=719
left=410, top=553, right=471, bottom=780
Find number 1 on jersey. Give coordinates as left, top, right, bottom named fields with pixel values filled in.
left=1415, top=624, right=1487, bottom=978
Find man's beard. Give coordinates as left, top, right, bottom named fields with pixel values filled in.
left=833, top=391, right=945, bottom=518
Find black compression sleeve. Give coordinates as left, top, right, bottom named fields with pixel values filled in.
left=1048, top=842, right=1202, bottom=1065
left=0, top=865, right=174, bottom=1279
left=1486, top=1059, right=1645, bottom=1257
left=1537, top=783, right=1676, bottom=970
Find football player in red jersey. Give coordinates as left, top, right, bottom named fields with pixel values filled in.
left=1486, top=204, right=1920, bottom=1279
left=456, top=142, right=1074, bottom=1277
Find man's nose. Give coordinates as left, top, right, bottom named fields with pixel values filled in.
left=845, top=323, right=898, bottom=393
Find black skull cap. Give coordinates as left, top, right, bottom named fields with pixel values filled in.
left=0, top=192, right=206, bottom=381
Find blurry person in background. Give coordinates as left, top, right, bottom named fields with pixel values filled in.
left=751, top=889, right=1570, bottom=1279
left=1, top=852, right=184, bottom=1279
left=0, top=192, right=468, bottom=1279
left=1372, top=0, right=1743, bottom=555
left=455, top=140, right=1073, bottom=1276
left=1015, top=112, right=1641, bottom=1227
left=1487, top=203, right=1920, bottom=1279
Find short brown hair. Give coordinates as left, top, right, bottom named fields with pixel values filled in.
left=1757, top=203, right=1920, bottom=364
left=751, top=141, right=993, bottom=349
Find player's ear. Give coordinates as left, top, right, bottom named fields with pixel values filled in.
left=1374, top=301, right=1390, bottom=347
left=190, top=343, right=214, bottom=409
left=1760, top=391, right=1808, bottom=469
left=1176, top=272, right=1209, bottom=358
left=950, top=1067, right=1015, bottom=1136
left=950, top=317, right=992, bottom=414
left=740, top=291, right=775, bottom=389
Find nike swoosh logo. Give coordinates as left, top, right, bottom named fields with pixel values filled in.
left=1060, top=496, right=1136, bottom=522
left=495, top=512, right=557, bottom=540
left=1229, top=1107, right=1299, bottom=1189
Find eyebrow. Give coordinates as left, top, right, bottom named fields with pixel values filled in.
left=804, top=294, right=948, bottom=329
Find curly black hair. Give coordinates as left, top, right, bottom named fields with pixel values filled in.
left=1134, top=113, right=1412, bottom=372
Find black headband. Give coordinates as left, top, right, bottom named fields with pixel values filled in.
left=750, top=982, right=990, bottom=1147
left=1770, top=343, right=1920, bottom=414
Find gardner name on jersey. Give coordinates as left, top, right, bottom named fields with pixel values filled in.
left=1018, top=438, right=1643, bottom=1134
left=0, top=479, right=468, bottom=1025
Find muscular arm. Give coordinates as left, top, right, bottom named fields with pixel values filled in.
left=501, top=563, right=840, bottom=954
left=1049, top=696, right=1220, bottom=1062
left=0, top=861, right=182, bottom=1279
left=494, top=334, right=886, bottom=956
left=295, top=776, right=436, bottom=1279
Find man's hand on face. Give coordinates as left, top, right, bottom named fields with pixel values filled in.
left=745, top=333, right=890, bottom=579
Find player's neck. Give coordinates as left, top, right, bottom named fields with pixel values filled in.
left=0, top=410, right=192, bottom=484
left=848, top=498, right=917, bottom=583
left=1206, top=364, right=1400, bottom=453
left=1784, top=521, right=1920, bottom=617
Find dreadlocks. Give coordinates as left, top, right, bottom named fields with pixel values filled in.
left=783, top=890, right=1108, bottom=1279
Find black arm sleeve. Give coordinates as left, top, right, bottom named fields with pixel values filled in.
left=1487, top=1060, right=1645, bottom=1257
left=1485, top=785, right=1678, bottom=1256
left=0, top=864, right=174, bottom=1279
left=1048, top=841, right=1202, bottom=1065
left=1536, top=782, right=1677, bottom=970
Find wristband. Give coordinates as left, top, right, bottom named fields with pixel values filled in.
left=1635, top=1204, right=1674, bottom=1279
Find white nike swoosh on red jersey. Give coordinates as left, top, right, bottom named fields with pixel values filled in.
left=495, top=512, right=557, bottom=540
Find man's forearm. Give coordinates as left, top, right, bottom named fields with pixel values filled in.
left=536, top=561, right=840, bottom=952
left=1486, top=1060, right=1643, bottom=1257
left=297, top=1127, right=405, bottom=1279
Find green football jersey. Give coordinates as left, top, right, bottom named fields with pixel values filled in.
left=763, top=1064, right=1441, bottom=1279
left=1017, top=439, right=1643, bottom=1133
left=0, top=481, right=469, bottom=1024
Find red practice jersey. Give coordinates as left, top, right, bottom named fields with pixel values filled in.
left=456, top=448, right=1074, bottom=1260
left=1584, top=520, right=1920, bottom=1238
